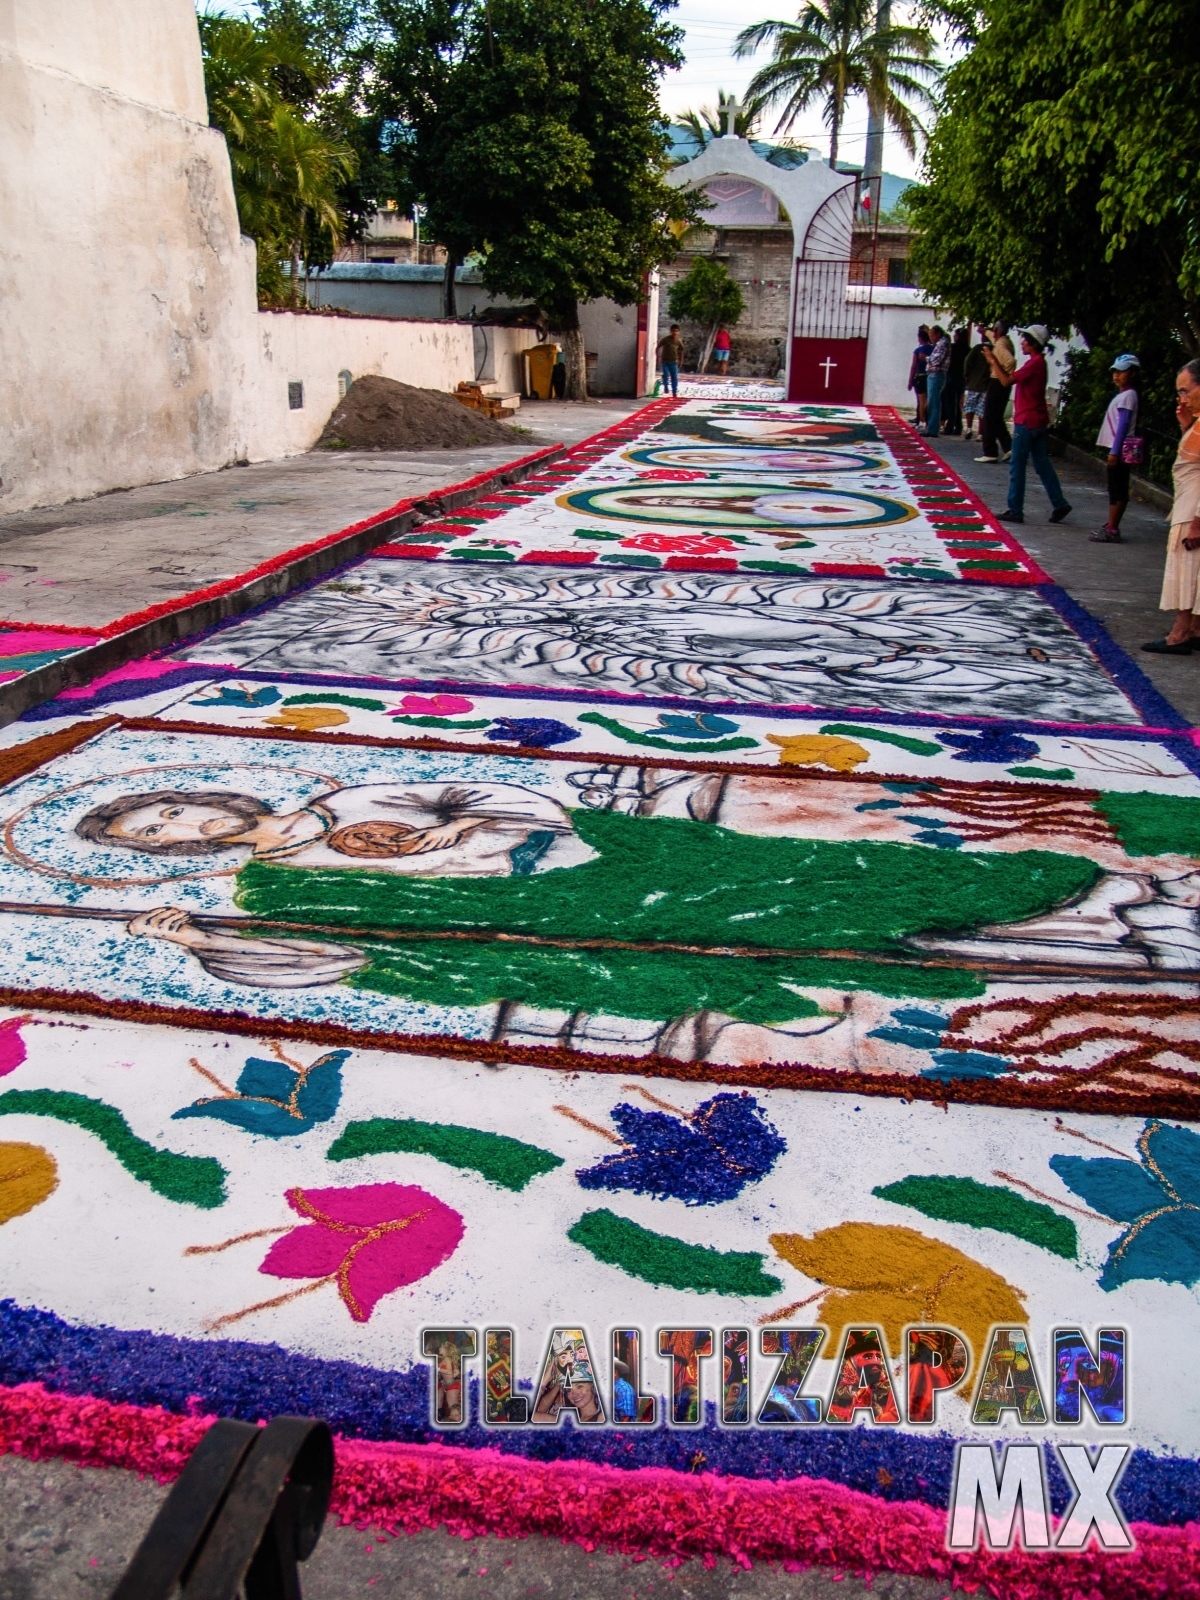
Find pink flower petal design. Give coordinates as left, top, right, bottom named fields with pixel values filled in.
left=395, top=694, right=474, bottom=716
left=0, top=1018, right=28, bottom=1079
left=259, top=1183, right=464, bottom=1323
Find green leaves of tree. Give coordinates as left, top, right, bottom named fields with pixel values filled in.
left=907, top=0, right=1200, bottom=352
left=372, top=0, right=698, bottom=373
left=197, top=12, right=359, bottom=304
left=735, top=0, right=939, bottom=168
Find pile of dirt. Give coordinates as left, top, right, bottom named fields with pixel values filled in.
left=315, top=374, right=516, bottom=451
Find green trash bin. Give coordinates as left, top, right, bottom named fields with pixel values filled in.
left=525, top=343, right=559, bottom=400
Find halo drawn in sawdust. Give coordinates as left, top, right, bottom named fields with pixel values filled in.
left=2, top=760, right=341, bottom=889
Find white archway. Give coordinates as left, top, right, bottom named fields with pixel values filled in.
left=666, top=138, right=867, bottom=401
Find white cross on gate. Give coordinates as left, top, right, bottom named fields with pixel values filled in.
left=721, top=95, right=741, bottom=137
left=819, top=356, right=838, bottom=387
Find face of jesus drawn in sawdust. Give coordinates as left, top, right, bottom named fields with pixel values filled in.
left=75, top=790, right=272, bottom=856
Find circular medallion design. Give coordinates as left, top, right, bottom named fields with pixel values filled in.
left=624, top=444, right=888, bottom=475
left=559, top=481, right=916, bottom=532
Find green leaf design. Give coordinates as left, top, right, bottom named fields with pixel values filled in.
left=0, top=1089, right=227, bottom=1209
left=873, top=1173, right=1077, bottom=1259
left=568, top=1208, right=783, bottom=1295
left=818, top=723, right=943, bottom=756
left=327, top=1117, right=563, bottom=1191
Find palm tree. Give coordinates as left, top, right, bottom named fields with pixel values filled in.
left=734, top=0, right=938, bottom=171
left=198, top=12, right=357, bottom=305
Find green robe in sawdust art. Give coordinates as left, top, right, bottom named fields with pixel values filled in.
left=234, top=808, right=1100, bottom=1025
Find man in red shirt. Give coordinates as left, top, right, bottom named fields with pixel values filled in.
left=985, top=324, right=1072, bottom=525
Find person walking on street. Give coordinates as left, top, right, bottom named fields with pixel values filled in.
left=961, top=330, right=991, bottom=442
left=1143, top=358, right=1200, bottom=654
left=989, top=325, right=1071, bottom=524
left=1091, top=354, right=1141, bottom=543
left=658, top=324, right=685, bottom=397
left=923, top=326, right=952, bottom=437
left=908, top=325, right=932, bottom=427
left=944, top=327, right=969, bottom=435
left=978, top=321, right=1015, bottom=462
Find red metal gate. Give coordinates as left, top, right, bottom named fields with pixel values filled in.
left=787, top=182, right=878, bottom=404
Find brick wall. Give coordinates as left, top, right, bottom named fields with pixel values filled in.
left=657, top=222, right=915, bottom=373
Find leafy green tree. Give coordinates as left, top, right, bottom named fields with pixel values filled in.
left=375, top=0, right=695, bottom=395
left=198, top=11, right=358, bottom=304
left=370, top=0, right=479, bottom=317
left=906, top=0, right=1200, bottom=474
left=668, top=258, right=746, bottom=371
left=734, top=0, right=939, bottom=169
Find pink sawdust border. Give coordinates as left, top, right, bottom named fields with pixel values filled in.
left=1, top=1383, right=1196, bottom=1597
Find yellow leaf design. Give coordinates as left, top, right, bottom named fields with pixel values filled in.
left=0, top=1141, right=58, bottom=1224
left=767, top=734, right=869, bottom=772
left=769, top=1222, right=1026, bottom=1357
left=263, top=707, right=350, bottom=731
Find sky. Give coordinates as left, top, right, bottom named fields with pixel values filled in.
left=661, top=0, right=938, bottom=180
left=209, top=0, right=937, bottom=180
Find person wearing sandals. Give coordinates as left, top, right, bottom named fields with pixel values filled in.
left=1143, top=358, right=1200, bottom=655
left=1091, top=354, right=1141, bottom=543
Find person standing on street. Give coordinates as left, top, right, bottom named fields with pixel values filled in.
left=978, top=321, right=1015, bottom=462
left=712, top=325, right=732, bottom=372
left=1091, top=354, right=1141, bottom=543
left=923, top=326, right=952, bottom=436
left=944, top=327, right=969, bottom=435
left=658, top=324, right=685, bottom=397
left=908, top=325, right=932, bottom=428
left=1143, top=358, right=1200, bottom=655
left=961, top=330, right=991, bottom=442
left=990, top=324, right=1071, bottom=525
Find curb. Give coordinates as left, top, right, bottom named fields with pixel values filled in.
left=0, top=443, right=568, bottom=730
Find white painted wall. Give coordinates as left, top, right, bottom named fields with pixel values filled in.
left=854, top=288, right=942, bottom=410
left=245, top=317, right=539, bottom=458
left=0, top=0, right=257, bottom=510
left=0, top=2, right=541, bottom=513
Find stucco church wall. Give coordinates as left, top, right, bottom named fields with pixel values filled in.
left=0, top=0, right=259, bottom=511
left=0, top=1, right=538, bottom=514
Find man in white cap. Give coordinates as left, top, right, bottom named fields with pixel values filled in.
left=985, top=324, right=1072, bottom=526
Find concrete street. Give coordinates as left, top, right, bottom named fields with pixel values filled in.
left=925, top=430, right=1200, bottom=725
left=0, top=1454, right=949, bottom=1600
left=0, top=401, right=643, bottom=632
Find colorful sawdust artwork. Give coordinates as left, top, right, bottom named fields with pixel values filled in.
left=282, top=402, right=1046, bottom=584
left=0, top=625, right=100, bottom=684
left=0, top=400, right=1198, bottom=1596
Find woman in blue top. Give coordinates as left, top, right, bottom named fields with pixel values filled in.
left=907, top=324, right=932, bottom=428
left=1091, top=354, right=1141, bottom=543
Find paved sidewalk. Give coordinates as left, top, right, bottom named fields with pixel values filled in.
left=923, top=429, right=1199, bottom=726
left=0, top=1454, right=946, bottom=1600
left=0, top=400, right=643, bottom=633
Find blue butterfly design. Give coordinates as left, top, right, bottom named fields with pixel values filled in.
left=654, top=713, right=740, bottom=739
left=190, top=684, right=282, bottom=708
left=172, top=1050, right=348, bottom=1136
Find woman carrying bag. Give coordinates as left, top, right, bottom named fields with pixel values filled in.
left=1091, top=354, right=1142, bottom=543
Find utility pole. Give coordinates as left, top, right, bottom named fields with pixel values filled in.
left=863, top=0, right=890, bottom=181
